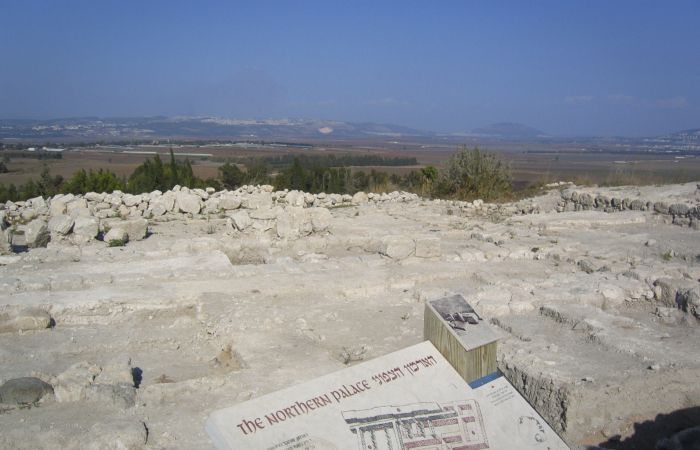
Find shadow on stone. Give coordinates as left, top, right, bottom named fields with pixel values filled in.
left=599, top=406, right=700, bottom=450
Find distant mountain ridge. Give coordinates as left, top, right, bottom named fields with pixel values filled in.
left=470, top=122, right=547, bottom=138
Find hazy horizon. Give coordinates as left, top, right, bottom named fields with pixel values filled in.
left=2, top=2, right=698, bottom=137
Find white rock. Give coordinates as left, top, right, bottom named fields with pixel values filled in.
left=230, top=210, right=252, bottom=230
left=219, top=195, right=242, bottom=210
left=379, top=235, right=415, bottom=260
left=352, top=191, right=369, bottom=205
left=104, top=228, right=129, bottom=244
left=50, top=200, right=67, bottom=215
left=150, top=204, right=167, bottom=216
left=85, top=192, right=105, bottom=202
left=25, top=219, right=50, bottom=248
left=176, top=192, right=202, bottom=214
left=308, top=207, right=333, bottom=233
left=106, top=219, right=148, bottom=241
left=73, top=216, right=99, bottom=238
left=66, top=199, right=88, bottom=213
left=14, top=307, right=52, bottom=330
left=48, top=214, right=76, bottom=235
left=54, top=361, right=101, bottom=402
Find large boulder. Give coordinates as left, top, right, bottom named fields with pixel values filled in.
left=105, top=219, right=148, bottom=241
left=276, top=207, right=312, bottom=240
left=48, top=214, right=75, bottom=235
left=14, top=307, right=53, bottom=331
left=308, top=207, right=333, bottom=233
left=176, top=192, right=202, bottom=214
left=103, top=228, right=129, bottom=244
left=230, top=210, right=252, bottom=231
left=219, top=195, right=242, bottom=210
left=0, top=377, right=54, bottom=405
left=25, top=219, right=50, bottom=248
left=352, top=191, right=369, bottom=205
left=244, top=192, right=273, bottom=209
left=379, top=235, right=415, bottom=260
left=153, top=192, right=176, bottom=212
left=50, top=200, right=67, bottom=215
left=73, top=216, right=99, bottom=238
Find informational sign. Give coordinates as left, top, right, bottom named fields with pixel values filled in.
left=207, top=341, right=570, bottom=450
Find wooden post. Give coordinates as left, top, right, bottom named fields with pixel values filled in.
left=424, top=294, right=498, bottom=385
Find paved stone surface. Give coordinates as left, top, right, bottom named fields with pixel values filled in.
left=0, top=182, right=699, bottom=449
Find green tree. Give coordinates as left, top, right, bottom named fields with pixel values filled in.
left=169, top=147, right=179, bottom=188
left=440, top=145, right=513, bottom=201
left=219, top=162, right=245, bottom=190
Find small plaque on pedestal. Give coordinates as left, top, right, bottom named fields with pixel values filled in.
left=424, top=294, right=499, bottom=385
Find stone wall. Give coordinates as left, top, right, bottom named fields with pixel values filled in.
left=556, top=188, right=700, bottom=229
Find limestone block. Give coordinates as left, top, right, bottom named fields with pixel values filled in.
left=95, top=209, right=119, bottom=219
left=29, top=196, right=47, bottom=210
left=284, top=191, right=306, bottom=207
left=351, top=191, right=369, bottom=205
left=25, top=218, right=50, bottom=248
left=219, top=195, right=242, bottom=210
left=677, top=285, right=700, bottom=314
left=245, top=192, right=272, bottom=209
left=86, top=383, right=136, bottom=409
left=176, top=192, right=202, bottom=214
left=69, top=206, right=94, bottom=218
left=654, top=278, right=698, bottom=308
left=193, top=188, right=209, bottom=200
left=599, top=283, right=625, bottom=308
left=0, top=377, right=54, bottom=405
left=66, top=199, right=88, bottom=213
left=378, top=235, right=415, bottom=260
left=669, top=203, right=691, bottom=216
left=73, top=216, right=99, bottom=238
left=85, top=192, right=105, bottom=202
left=94, top=202, right=111, bottom=211
left=104, top=227, right=129, bottom=244
left=94, top=357, right=134, bottom=386
left=230, top=210, right=252, bottom=230
left=276, top=207, right=312, bottom=239
left=20, top=208, right=38, bottom=221
left=308, top=207, right=332, bottom=233
left=49, top=200, right=67, bottom=215
left=151, top=204, right=167, bottom=216
left=156, top=192, right=176, bottom=212
left=122, top=195, right=142, bottom=207
left=105, top=194, right=123, bottom=206
left=106, top=219, right=148, bottom=241
left=204, top=197, right=220, bottom=210
left=578, top=258, right=609, bottom=274
left=84, top=420, right=147, bottom=450
left=54, top=361, right=101, bottom=402
left=14, top=307, right=52, bottom=330
left=415, top=236, right=440, bottom=258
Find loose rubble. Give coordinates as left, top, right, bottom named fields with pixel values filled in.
left=0, top=181, right=699, bottom=449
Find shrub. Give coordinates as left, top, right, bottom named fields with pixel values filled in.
left=108, top=239, right=126, bottom=247
left=440, top=145, right=513, bottom=201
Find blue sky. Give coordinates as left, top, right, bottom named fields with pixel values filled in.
left=1, top=1, right=698, bottom=136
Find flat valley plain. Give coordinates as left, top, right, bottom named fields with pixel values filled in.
left=3, top=135, right=700, bottom=190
